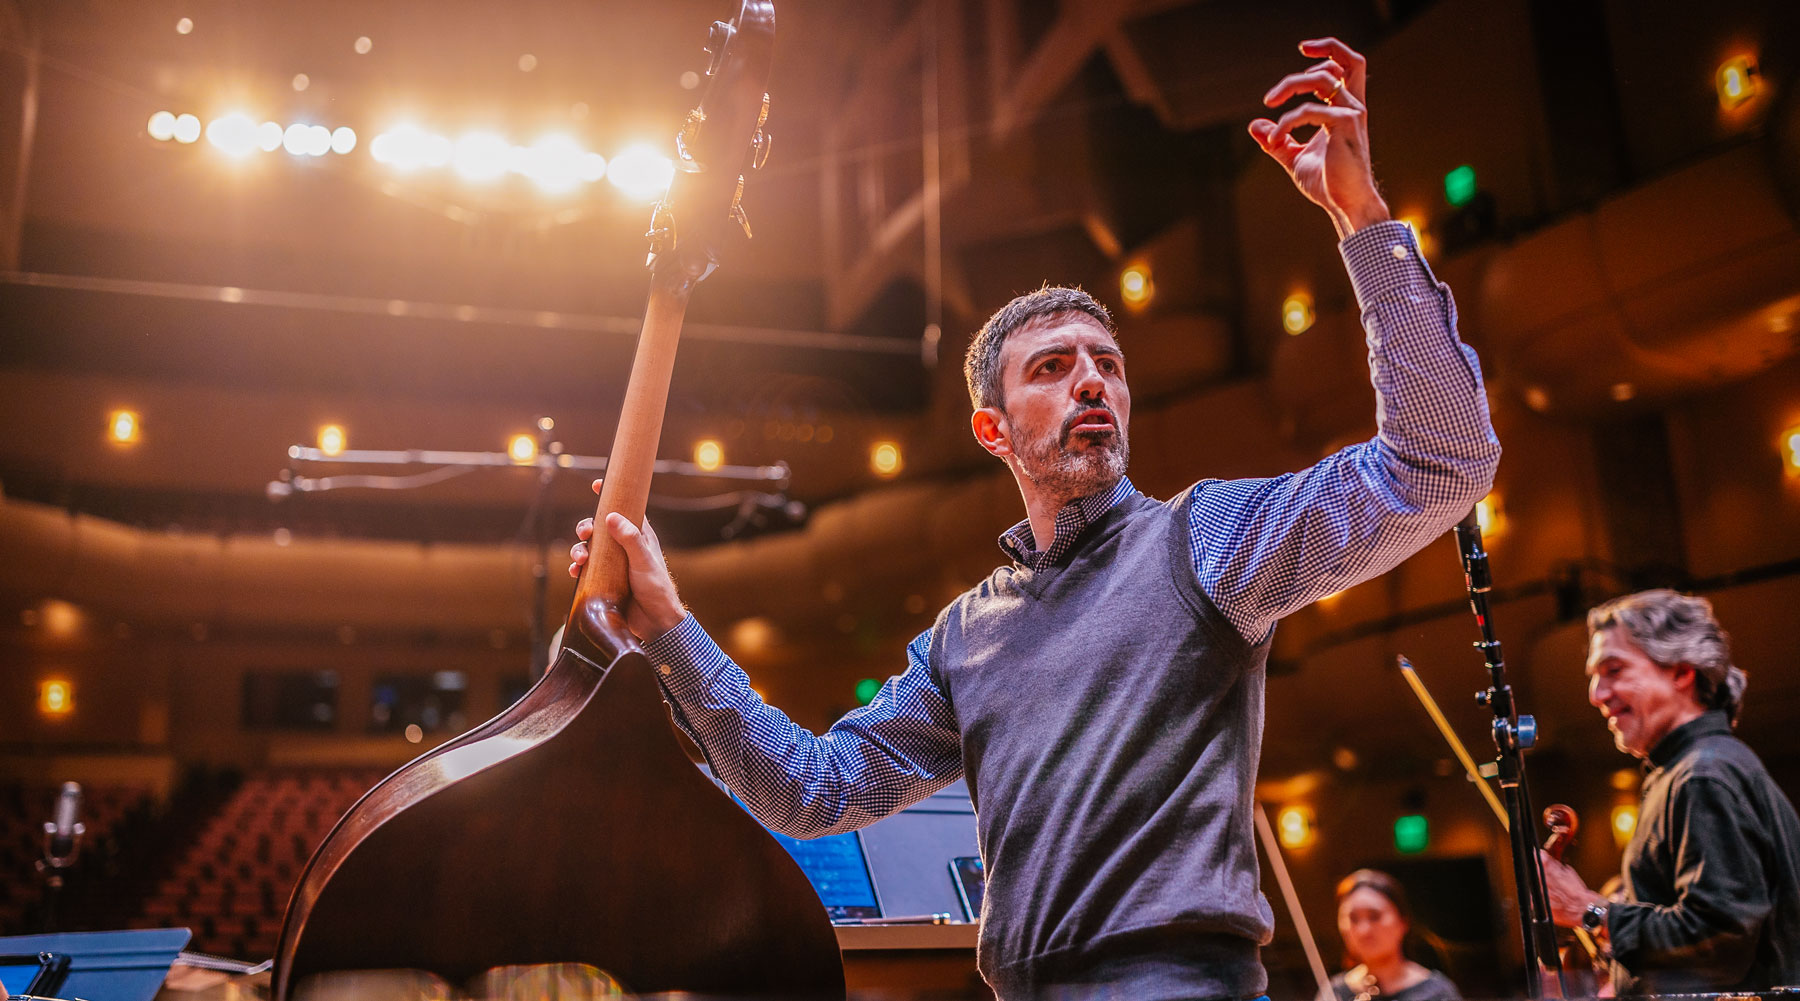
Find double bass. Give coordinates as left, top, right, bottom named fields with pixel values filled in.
left=270, top=4, right=844, bottom=997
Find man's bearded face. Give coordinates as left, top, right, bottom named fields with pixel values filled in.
left=995, top=316, right=1131, bottom=500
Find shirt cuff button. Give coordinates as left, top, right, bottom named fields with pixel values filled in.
left=658, top=664, right=672, bottom=676
left=1390, top=244, right=1410, bottom=259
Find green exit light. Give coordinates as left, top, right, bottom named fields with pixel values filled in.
left=1444, top=165, right=1477, bottom=207
left=1394, top=814, right=1430, bottom=855
left=855, top=678, right=881, bottom=705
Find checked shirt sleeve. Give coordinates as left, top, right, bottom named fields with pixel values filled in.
left=641, top=614, right=963, bottom=838
left=1193, top=220, right=1502, bottom=643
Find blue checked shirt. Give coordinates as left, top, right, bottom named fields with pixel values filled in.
left=644, top=220, right=1500, bottom=838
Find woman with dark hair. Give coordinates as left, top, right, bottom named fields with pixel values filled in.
left=1327, top=869, right=1462, bottom=1001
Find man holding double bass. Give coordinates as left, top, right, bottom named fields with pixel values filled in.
left=574, top=37, right=1500, bottom=1000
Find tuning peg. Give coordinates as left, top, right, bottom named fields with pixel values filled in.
left=645, top=202, right=677, bottom=267
left=675, top=109, right=707, bottom=173
left=750, top=129, right=772, bottom=171
left=704, top=20, right=735, bottom=77
left=730, top=175, right=752, bottom=239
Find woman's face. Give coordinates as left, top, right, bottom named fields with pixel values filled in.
left=1338, top=886, right=1408, bottom=966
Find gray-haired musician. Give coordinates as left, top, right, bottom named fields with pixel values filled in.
left=1540, top=589, right=1800, bottom=994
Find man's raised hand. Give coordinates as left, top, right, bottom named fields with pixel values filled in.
left=1248, top=37, right=1390, bottom=239
left=570, top=478, right=688, bottom=642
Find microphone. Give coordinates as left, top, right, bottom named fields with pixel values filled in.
left=43, top=781, right=85, bottom=864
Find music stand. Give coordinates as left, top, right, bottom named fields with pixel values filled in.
left=0, top=928, right=189, bottom=1001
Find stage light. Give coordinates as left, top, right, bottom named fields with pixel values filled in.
left=1780, top=423, right=1800, bottom=475
left=518, top=53, right=538, bottom=73
left=405, top=723, right=424, bottom=743
left=42, top=600, right=82, bottom=638
left=516, top=133, right=585, bottom=193
left=303, top=125, right=332, bottom=157
left=173, top=114, right=201, bottom=143
left=38, top=679, right=73, bottom=718
left=371, top=124, right=450, bottom=172
left=292, top=73, right=310, bottom=92
left=1611, top=768, right=1638, bottom=791
left=579, top=152, right=607, bottom=183
left=354, top=35, right=373, bottom=55
left=1120, top=264, right=1153, bottom=308
left=606, top=143, right=675, bottom=200
left=148, top=111, right=177, bottom=141
left=1611, top=804, right=1638, bottom=848
left=870, top=441, right=903, bottom=478
left=508, top=434, right=538, bottom=464
left=108, top=409, right=140, bottom=444
left=1474, top=492, right=1505, bottom=538
left=694, top=438, right=724, bottom=472
left=1276, top=805, right=1315, bottom=849
left=1716, top=55, right=1759, bottom=110
left=318, top=424, right=346, bottom=456
left=1281, top=292, right=1313, bottom=335
left=729, top=617, right=776, bottom=655
left=1398, top=213, right=1436, bottom=257
left=1444, top=164, right=1477, bottom=207
left=175, top=17, right=193, bottom=35
left=205, top=113, right=260, bottom=158
left=257, top=121, right=283, bottom=152
left=1393, top=813, right=1429, bottom=855
left=282, top=123, right=310, bottom=155
left=454, top=131, right=511, bottom=183
left=855, top=678, right=881, bottom=705
left=330, top=126, right=357, bottom=155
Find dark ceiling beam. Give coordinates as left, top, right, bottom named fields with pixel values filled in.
left=0, top=270, right=916, bottom=357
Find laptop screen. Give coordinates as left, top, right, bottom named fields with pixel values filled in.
left=729, top=794, right=880, bottom=920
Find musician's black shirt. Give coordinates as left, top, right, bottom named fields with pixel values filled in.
left=1608, top=711, right=1800, bottom=994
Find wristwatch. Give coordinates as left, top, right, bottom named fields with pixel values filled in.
left=1582, top=900, right=1609, bottom=931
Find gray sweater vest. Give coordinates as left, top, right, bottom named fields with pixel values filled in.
left=927, top=487, right=1275, bottom=1000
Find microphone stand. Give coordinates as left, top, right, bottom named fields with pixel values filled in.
left=35, top=783, right=85, bottom=933
left=1453, top=510, right=1565, bottom=999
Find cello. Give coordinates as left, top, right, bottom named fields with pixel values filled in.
left=269, top=3, right=844, bottom=997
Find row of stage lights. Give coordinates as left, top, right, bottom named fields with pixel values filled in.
left=147, top=111, right=677, bottom=199
left=105, top=411, right=909, bottom=479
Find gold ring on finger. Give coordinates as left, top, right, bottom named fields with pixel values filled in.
left=1325, top=77, right=1346, bottom=104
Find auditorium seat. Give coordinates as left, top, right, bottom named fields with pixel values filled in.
left=128, top=768, right=382, bottom=958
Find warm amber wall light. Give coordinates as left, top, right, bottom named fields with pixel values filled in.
left=1276, top=804, right=1316, bottom=849
left=38, top=679, right=74, bottom=717
left=1120, top=264, right=1153, bottom=308
left=870, top=441, right=903, bottom=477
left=1475, top=493, right=1506, bottom=538
left=318, top=424, right=347, bottom=456
left=694, top=438, right=724, bottom=472
left=1716, top=55, right=1759, bottom=110
left=508, top=434, right=538, bottom=464
left=108, top=409, right=140, bottom=444
left=1781, top=423, right=1800, bottom=475
left=1611, top=803, right=1638, bottom=849
left=1281, top=293, right=1314, bottom=335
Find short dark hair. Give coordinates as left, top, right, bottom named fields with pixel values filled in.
left=1588, top=589, right=1747, bottom=723
left=963, top=285, right=1115, bottom=411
